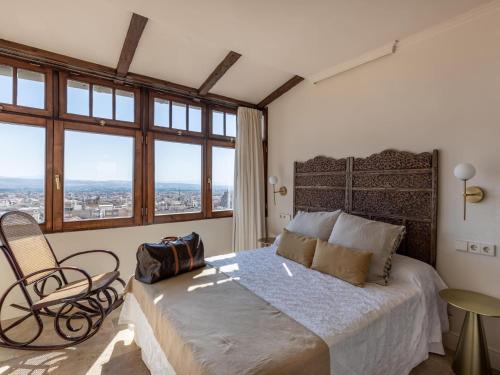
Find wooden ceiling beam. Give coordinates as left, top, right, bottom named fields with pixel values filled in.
left=116, top=13, right=148, bottom=77
left=0, top=38, right=260, bottom=109
left=258, top=75, right=304, bottom=107
left=198, top=51, right=241, bottom=96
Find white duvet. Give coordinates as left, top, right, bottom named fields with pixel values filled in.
left=121, top=246, right=449, bottom=375
left=206, top=247, right=449, bottom=375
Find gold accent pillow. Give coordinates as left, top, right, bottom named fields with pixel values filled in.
left=276, top=229, right=317, bottom=267
left=311, top=239, right=373, bottom=287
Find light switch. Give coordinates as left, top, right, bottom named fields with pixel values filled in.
left=279, top=213, right=292, bottom=220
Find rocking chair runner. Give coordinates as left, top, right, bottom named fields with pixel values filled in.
left=0, top=211, right=125, bottom=350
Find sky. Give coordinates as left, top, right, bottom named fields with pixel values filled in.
left=0, top=73, right=235, bottom=187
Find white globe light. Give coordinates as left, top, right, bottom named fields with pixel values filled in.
left=268, top=176, right=278, bottom=185
left=454, top=163, right=476, bottom=181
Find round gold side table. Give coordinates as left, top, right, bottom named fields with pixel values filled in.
left=439, top=289, right=500, bottom=375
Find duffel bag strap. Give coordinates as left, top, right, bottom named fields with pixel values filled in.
left=179, top=238, right=194, bottom=271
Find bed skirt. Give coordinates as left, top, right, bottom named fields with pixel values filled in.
left=119, top=294, right=176, bottom=375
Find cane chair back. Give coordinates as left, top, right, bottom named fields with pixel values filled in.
left=0, top=211, right=58, bottom=284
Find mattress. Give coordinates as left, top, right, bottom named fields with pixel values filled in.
left=119, top=246, right=448, bottom=375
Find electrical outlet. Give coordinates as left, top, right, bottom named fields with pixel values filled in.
left=468, top=242, right=481, bottom=254
left=455, top=240, right=468, bottom=252
left=479, top=243, right=496, bottom=257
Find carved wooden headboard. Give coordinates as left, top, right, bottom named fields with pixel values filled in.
left=293, top=149, right=438, bottom=266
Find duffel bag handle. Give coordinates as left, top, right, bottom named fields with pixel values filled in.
left=161, top=236, right=179, bottom=244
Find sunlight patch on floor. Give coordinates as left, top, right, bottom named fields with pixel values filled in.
left=153, top=294, right=164, bottom=304
left=85, top=328, right=134, bottom=375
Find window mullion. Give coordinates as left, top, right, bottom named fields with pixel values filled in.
left=12, top=67, right=17, bottom=106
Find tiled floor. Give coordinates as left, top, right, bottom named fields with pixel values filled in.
left=0, top=307, right=495, bottom=375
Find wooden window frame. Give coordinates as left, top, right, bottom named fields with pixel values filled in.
left=147, top=132, right=206, bottom=224
left=0, top=56, right=53, bottom=117
left=206, top=139, right=235, bottom=219
left=59, top=72, right=140, bottom=129
left=52, top=120, right=143, bottom=232
left=149, top=92, right=206, bottom=138
left=0, top=113, right=53, bottom=231
left=208, top=105, right=237, bottom=141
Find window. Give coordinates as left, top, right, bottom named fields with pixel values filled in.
left=153, top=98, right=170, bottom=127
left=67, top=80, right=89, bottom=116
left=63, top=130, right=134, bottom=222
left=154, top=139, right=202, bottom=217
left=52, top=121, right=142, bottom=231
left=116, top=89, right=134, bottom=122
left=0, top=57, right=51, bottom=116
left=92, top=85, right=113, bottom=119
left=0, top=55, right=252, bottom=232
left=62, top=73, right=138, bottom=126
left=211, top=146, right=235, bottom=211
left=0, top=118, right=47, bottom=225
left=17, top=69, right=45, bottom=109
left=151, top=94, right=203, bottom=134
left=210, top=108, right=237, bottom=138
left=0, top=65, right=13, bottom=104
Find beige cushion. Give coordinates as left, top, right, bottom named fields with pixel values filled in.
left=286, top=210, right=342, bottom=241
left=276, top=229, right=317, bottom=267
left=311, top=240, right=372, bottom=287
left=328, top=213, right=405, bottom=285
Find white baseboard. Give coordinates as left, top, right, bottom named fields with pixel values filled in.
left=444, top=331, right=500, bottom=370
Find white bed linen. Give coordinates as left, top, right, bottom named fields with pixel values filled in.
left=120, top=246, right=448, bottom=375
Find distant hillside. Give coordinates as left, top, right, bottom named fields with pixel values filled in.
left=0, top=177, right=231, bottom=192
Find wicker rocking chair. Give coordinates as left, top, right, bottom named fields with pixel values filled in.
left=0, top=211, right=125, bottom=350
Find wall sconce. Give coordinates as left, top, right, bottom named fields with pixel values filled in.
left=268, top=176, right=287, bottom=205
left=453, top=163, right=484, bottom=220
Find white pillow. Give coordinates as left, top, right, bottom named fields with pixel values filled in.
left=286, top=210, right=342, bottom=241
left=328, top=213, right=405, bottom=285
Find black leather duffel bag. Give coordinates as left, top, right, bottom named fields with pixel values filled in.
left=135, top=232, right=205, bottom=284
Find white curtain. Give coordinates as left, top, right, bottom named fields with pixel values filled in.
left=232, top=107, right=265, bottom=251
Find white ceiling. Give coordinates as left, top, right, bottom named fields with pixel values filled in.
left=0, top=0, right=492, bottom=103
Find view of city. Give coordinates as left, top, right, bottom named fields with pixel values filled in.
left=0, top=178, right=233, bottom=223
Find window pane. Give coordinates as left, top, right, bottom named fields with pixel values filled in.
left=155, top=140, right=202, bottom=215
left=67, top=80, right=89, bottom=116
left=0, top=65, right=13, bottom=104
left=172, top=102, right=186, bottom=130
left=64, top=130, right=134, bottom=221
left=212, top=111, right=224, bottom=135
left=17, top=69, right=45, bottom=109
left=154, top=98, right=169, bottom=127
left=188, top=106, right=202, bottom=132
left=226, top=113, right=237, bottom=138
left=0, top=122, right=45, bottom=223
left=92, top=85, right=112, bottom=119
left=115, top=89, right=134, bottom=122
left=212, top=147, right=235, bottom=211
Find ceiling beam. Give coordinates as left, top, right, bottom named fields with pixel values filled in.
left=0, top=38, right=260, bottom=109
left=258, top=75, right=304, bottom=107
left=198, top=51, right=241, bottom=96
left=116, top=13, right=149, bottom=77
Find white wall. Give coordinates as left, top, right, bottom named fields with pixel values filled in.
left=267, top=6, right=500, bottom=369
left=0, top=218, right=233, bottom=319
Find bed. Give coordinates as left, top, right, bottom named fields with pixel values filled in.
left=119, top=149, right=448, bottom=375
